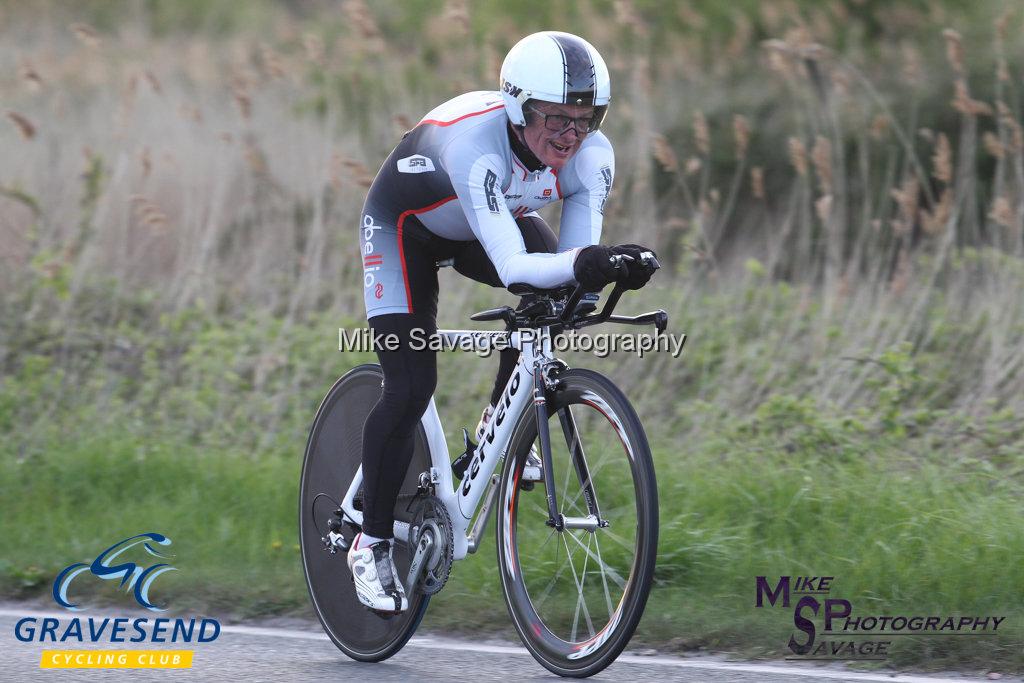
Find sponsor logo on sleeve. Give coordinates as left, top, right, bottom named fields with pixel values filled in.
left=598, top=165, right=612, bottom=215
left=484, top=169, right=500, bottom=214
left=397, top=155, right=435, bottom=174
left=362, top=214, right=383, bottom=290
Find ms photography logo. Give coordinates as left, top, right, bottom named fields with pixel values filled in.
left=755, top=575, right=1006, bottom=661
left=14, top=533, right=221, bottom=670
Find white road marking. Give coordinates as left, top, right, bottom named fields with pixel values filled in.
left=0, top=609, right=984, bottom=681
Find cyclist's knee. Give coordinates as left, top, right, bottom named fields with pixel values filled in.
left=369, top=311, right=438, bottom=431
left=516, top=215, right=557, bottom=254
left=385, top=373, right=434, bottom=405
left=405, top=365, right=436, bottom=416
left=380, top=366, right=434, bottom=427
left=381, top=372, right=429, bottom=407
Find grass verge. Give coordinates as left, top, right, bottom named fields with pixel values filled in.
left=1, top=412, right=1019, bottom=672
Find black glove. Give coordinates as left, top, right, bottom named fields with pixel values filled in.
left=573, top=245, right=619, bottom=292
left=610, top=244, right=659, bottom=290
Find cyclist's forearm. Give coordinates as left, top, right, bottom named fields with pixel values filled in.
left=493, top=248, right=581, bottom=288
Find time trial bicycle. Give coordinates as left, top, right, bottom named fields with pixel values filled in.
left=299, top=253, right=666, bottom=677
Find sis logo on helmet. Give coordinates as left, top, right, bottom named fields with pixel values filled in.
left=499, top=31, right=610, bottom=129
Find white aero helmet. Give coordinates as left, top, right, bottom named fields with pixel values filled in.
left=500, top=31, right=611, bottom=131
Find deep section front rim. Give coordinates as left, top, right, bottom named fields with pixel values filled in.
left=496, top=369, right=658, bottom=676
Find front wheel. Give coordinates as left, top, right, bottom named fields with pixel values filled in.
left=496, top=369, right=659, bottom=677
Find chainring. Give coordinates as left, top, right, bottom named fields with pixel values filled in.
left=410, top=495, right=454, bottom=595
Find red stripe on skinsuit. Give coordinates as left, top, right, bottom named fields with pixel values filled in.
left=395, top=195, right=458, bottom=313
left=420, top=105, right=504, bottom=127
left=512, top=156, right=528, bottom=180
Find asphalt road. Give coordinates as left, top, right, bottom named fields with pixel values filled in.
left=0, top=607, right=1012, bottom=682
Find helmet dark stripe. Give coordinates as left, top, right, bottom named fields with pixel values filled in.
left=549, top=33, right=596, bottom=105
left=549, top=35, right=568, bottom=102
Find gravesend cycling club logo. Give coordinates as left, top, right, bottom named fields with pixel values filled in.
left=54, top=532, right=176, bottom=612
left=13, top=533, right=221, bottom=670
left=755, top=575, right=1005, bottom=661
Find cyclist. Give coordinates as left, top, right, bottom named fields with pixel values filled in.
left=350, top=30, right=657, bottom=614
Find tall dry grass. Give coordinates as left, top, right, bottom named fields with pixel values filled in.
left=0, top=0, right=1022, bottom=429
left=1, top=6, right=1022, bottom=664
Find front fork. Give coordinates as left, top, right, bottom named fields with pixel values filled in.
left=533, top=360, right=605, bottom=532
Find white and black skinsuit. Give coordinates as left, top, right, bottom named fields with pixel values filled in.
left=360, top=90, right=614, bottom=318
left=356, top=87, right=614, bottom=541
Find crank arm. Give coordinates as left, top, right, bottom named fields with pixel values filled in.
left=405, top=531, right=436, bottom=592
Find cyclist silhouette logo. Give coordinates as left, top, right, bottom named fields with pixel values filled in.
left=52, top=533, right=177, bottom=612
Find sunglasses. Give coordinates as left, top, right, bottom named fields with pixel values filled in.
left=526, top=104, right=602, bottom=135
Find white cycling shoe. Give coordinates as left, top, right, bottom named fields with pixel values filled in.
left=476, top=405, right=543, bottom=483
left=347, top=534, right=409, bottom=614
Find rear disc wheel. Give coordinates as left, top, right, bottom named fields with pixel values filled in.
left=299, top=363, right=431, bottom=662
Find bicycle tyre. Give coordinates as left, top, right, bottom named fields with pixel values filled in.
left=299, top=363, right=431, bottom=662
left=495, top=368, right=658, bottom=677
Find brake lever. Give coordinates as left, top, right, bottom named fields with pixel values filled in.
left=610, top=253, right=634, bottom=270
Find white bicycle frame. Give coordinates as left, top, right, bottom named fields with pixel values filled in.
left=338, top=326, right=555, bottom=561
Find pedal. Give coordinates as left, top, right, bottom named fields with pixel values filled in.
left=321, top=510, right=352, bottom=554
left=522, top=465, right=543, bottom=482
left=520, top=450, right=543, bottom=491
left=451, top=428, right=475, bottom=481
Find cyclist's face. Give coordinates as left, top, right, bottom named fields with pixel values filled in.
left=522, top=102, right=594, bottom=170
